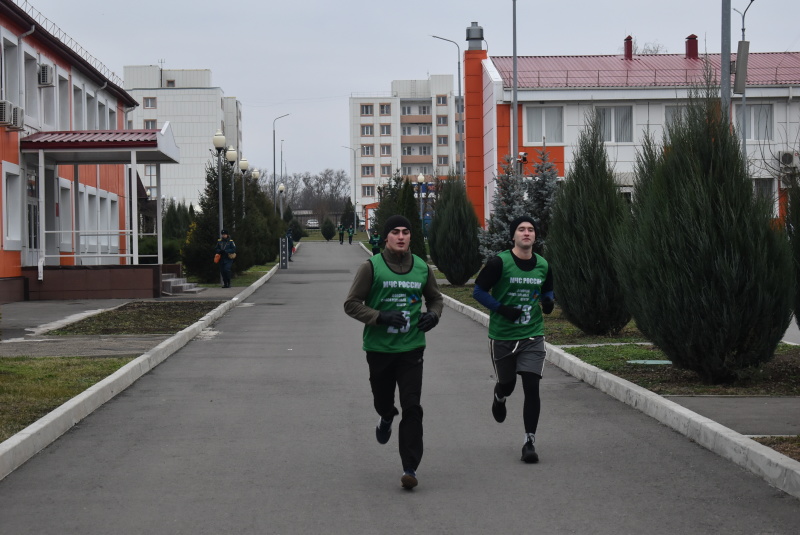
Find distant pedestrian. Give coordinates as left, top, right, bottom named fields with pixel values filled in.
left=214, top=229, right=236, bottom=288
left=369, top=228, right=382, bottom=255
left=472, top=216, right=554, bottom=464
left=286, top=228, right=294, bottom=262
left=338, top=223, right=345, bottom=244
left=344, top=215, right=443, bottom=490
left=347, top=225, right=354, bottom=245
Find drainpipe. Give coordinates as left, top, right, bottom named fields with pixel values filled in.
left=17, top=26, right=35, bottom=105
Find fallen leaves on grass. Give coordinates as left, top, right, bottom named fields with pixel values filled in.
left=751, top=436, right=800, bottom=463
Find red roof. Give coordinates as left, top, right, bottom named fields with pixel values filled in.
left=491, top=52, right=800, bottom=89
left=20, top=129, right=180, bottom=164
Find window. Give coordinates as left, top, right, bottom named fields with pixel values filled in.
left=381, top=144, right=392, bottom=156
left=361, top=124, right=373, bottom=136
left=361, top=144, right=374, bottom=156
left=361, top=165, right=374, bottom=177
left=402, top=126, right=412, bottom=135
left=753, top=178, right=773, bottom=200
left=3, top=165, right=22, bottom=248
left=362, top=185, right=375, bottom=197
left=419, top=146, right=431, bottom=155
left=419, top=125, right=431, bottom=135
left=437, top=115, right=448, bottom=125
left=736, top=104, right=773, bottom=141
left=144, top=97, right=157, bottom=109
left=381, top=165, right=392, bottom=176
left=419, top=105, right=430, bottom=115
left=596, top=106, right=632, bottom=143
left=436, top=95, right=447, bottom=105
left=526, top=106, right=563, bottom=144
left=166, top=80, right=176, bottom=87
left=403, top=166, right=412, bottom=175
left=360, top=104, right=374, bottom=116
left=402, top=146, right=414, bottom=155
left=419, top=166, right=429, bottom=175
left=438, top=156, right=449, bottom=165
left=402, top=106, right=412, bottom=115
left=144, top=119, right=157, bottom=129
left=144, top=165, right=157, bottom=199
left=380, top=124, right=391, bottom=135
left=664, top=105, right=685, bottom=131
left=380, top=104, right=391, bottom=115
left=438, top=136, right=448, bottom=146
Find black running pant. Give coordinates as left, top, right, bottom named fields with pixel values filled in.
left=495, top=371, right=541, bottom=435
left=366, top=348, right=424, bottom=472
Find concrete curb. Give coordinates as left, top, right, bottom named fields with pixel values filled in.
left=442, top=295, right=800, bottom=500
left=0, top=264, right=280, bottom=482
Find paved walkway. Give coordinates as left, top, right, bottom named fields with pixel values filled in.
left=0, top=241, right=799, bottom=533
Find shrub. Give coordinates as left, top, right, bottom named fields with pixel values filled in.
left=787, top=173, right=800, bottom=327
left=321, top=218, right=336, bottom=241
left=428, top=175, right=482, bottom=284
left=615, top=84, right=794, bottom=383
left=547, top=112, right=631, bottom=335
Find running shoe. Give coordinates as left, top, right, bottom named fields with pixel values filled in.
left=521, top=436, right=539, bottom=464
left=492, top=393, right=507, bottom=423
left=376, top=417, right=392, bottom=444
left=401, top=469, right=418, bottom=489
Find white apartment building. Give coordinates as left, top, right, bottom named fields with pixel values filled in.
left=124, top=65, right=243, bottom=208
left=348, top=74, right=463, bottom=227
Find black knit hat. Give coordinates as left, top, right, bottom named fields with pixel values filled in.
left=382, top=215, right=412, bottom=241
left=220, top=229, right=229, bottom=235
left=509, top=216, right=537, bottom=241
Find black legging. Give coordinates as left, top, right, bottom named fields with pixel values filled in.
left=495, top=371, right=541, bottom=435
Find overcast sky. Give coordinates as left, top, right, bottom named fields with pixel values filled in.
left=24, top=0, right=800, bottom=177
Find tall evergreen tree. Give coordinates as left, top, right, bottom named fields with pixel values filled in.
left=372, top=172, right=403, bottom=234
left=530, top=148, right=560, bottom=253
left=340, top=198, right=355, bottom=228
left=479, top=158, right=537, bottom=261
left=397, top=179, right=426, bottom=259
left=615, top=83, right=794, bottom=383
left=428, top=175, right=482, bottom=284
left=788, top=173, right=800, bottom=327
left=548, top=111, right=631, bottom=336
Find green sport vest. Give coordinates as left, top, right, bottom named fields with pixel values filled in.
left=362, top=254, right=429, bottom=352
left=489, top=250, right=549, bottom=340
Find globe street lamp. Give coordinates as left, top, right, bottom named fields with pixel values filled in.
left=212, top=130, right=226, bottom=236
left=239, top=156, right=249, bottom=217
left=273, top=113, right=290, bottom=212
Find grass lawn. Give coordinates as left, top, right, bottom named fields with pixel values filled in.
left=0, top=357, right=134, bottom=442
left=49, top=301, right=221, bottom=335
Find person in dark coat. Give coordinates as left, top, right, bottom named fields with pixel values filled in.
left=214, top=229, right=236, bottom=288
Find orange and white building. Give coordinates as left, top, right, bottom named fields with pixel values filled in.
left=1, top=0, right=178, bottom=303
left=463, top=22, right=800, bottom=225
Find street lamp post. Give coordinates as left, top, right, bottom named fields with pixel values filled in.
left=239, top=156, right=249, bottom=218
left=225, top=146, right=237, bottom=227
left=417, top=173, right=425, bottom=232
left=212, top=130, right=226, bottom=236
left=272, top=113, right=290, bottom=212
left=278, top=183, right=285, bottom=220
left=431, top=34, right=464, bottom=181
left=733, top=0, right=755, bottom=161
left=342, top=145, right=358, bottom=230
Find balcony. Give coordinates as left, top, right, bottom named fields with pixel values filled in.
left=401, top=155, right=434, bottom=164
left=400, top=114, right=432, bottom=124
left=401, top=135, right=433, bottom=144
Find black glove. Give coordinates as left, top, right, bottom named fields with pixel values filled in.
left=378, top=310, right=406, bottom=328
left=417, top=312, right=439, bottom=332
left=497, top=304, right=522, bottom=322
left=541, top=298, right=555, bottom=315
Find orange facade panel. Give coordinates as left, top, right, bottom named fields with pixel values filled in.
left=401, top=155, right=435, bottom=164
left=401, top=135, right=433, bottom=144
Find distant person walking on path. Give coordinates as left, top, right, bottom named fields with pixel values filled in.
left=214, top=229, right=237, bottom=288
left=369, top=228, right=382, bottom=255
left=347, top=225, right=354, bottom=244
left=338, top=223, right=345, bottom=244
left=472, top=216, right=554, bottom=464
left=344, top=215, right=443, bottom=490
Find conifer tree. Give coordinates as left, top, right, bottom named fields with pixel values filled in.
left=530, top=149, right=559, bottom=253
left=397, top=179, right=426, bottom=258
left=428, top=175, right=482, bottom=284
left=372, top=172, right=403, bottom=235
left=321, top=218, right=336, bottom=241
left=548, top=112, right=630, bottom=335
left=789, top=174, right=800, bottom=326
left=615, top=84, right=794, bottom=383
left=478, top=159, right=537, bottom=261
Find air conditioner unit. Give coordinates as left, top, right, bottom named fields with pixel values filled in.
left=38, top=64, right=54, bottom=87
left=0, top=100, right=13, bottom=125
left=778, top=151, right=799, bottom=169
left=8, top=106, right=25, bottom=130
